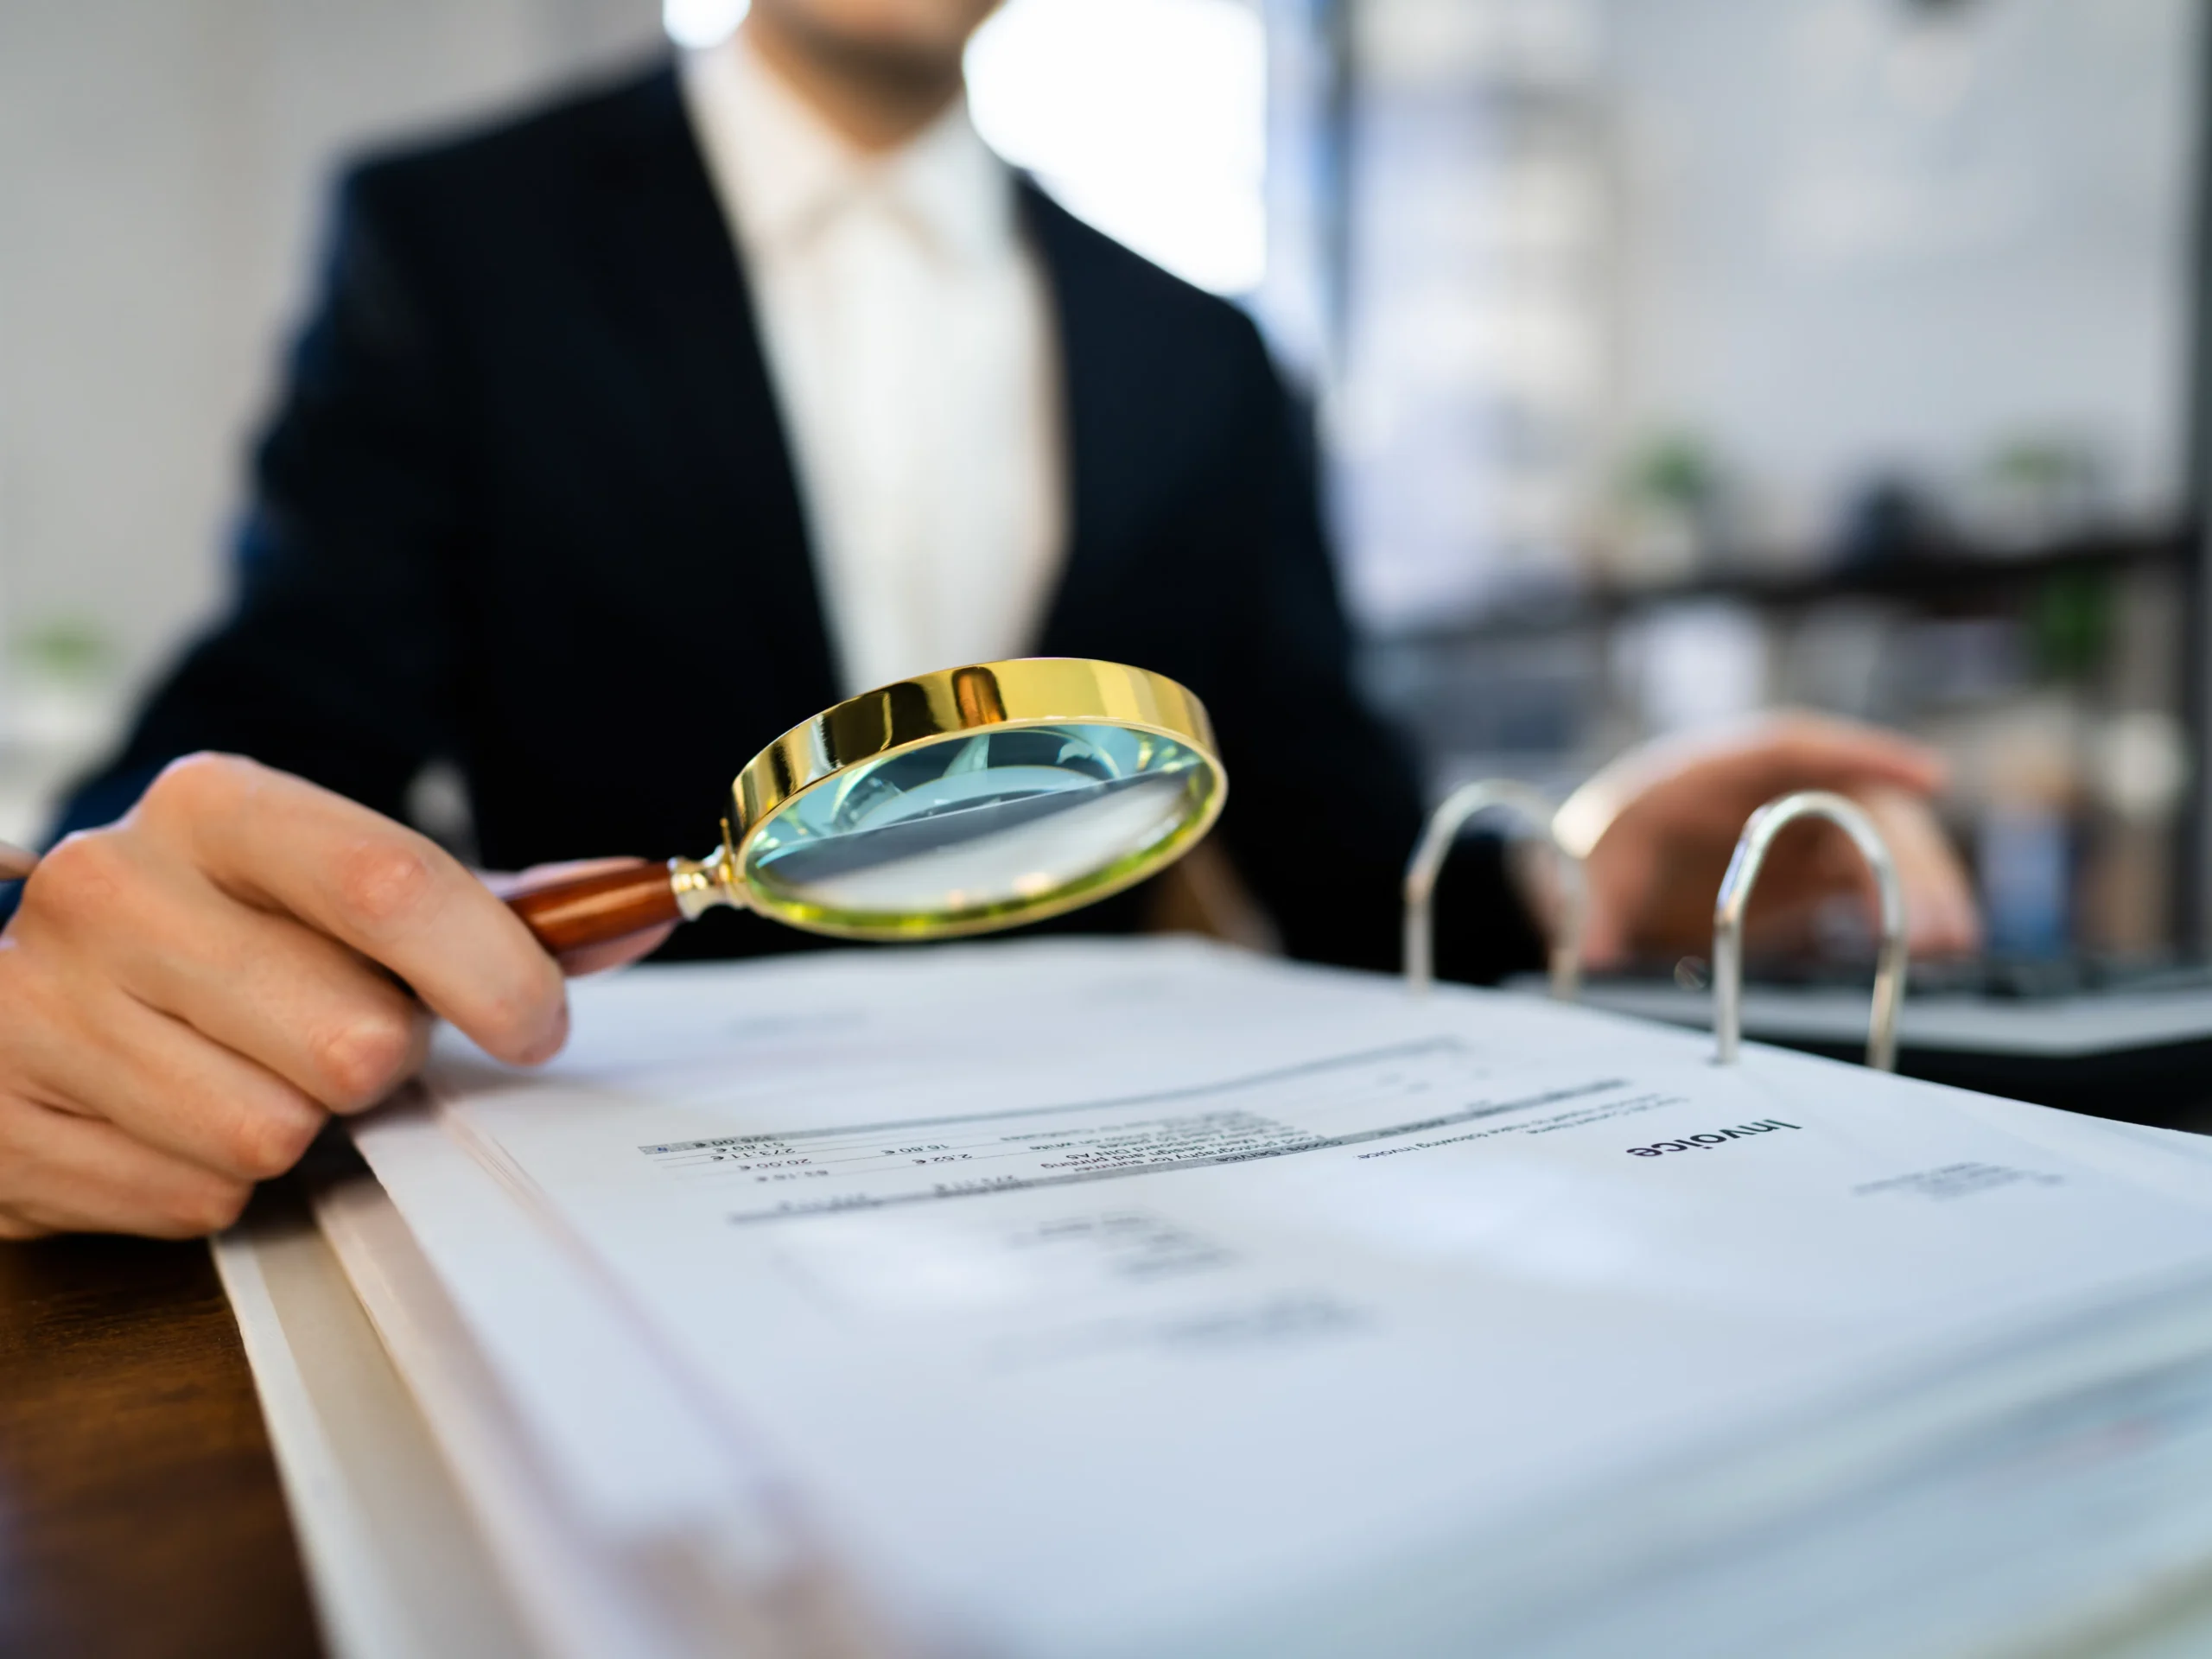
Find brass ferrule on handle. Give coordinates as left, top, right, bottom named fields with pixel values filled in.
left=1712, top=790, right=1906, bottom=1071
left=670, top=839, right=745, bottom=920
left=1402, top=780, right=1586, bottom=1001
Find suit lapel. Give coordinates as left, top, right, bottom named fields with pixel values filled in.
left=1023, top=183, right=1147, bottom=660
left=574, top=123, right=1141, bottom=703
left=582, top=67, right=842, bottom=720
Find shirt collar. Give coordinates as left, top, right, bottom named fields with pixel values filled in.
left=681, top=29, right=1015, bottom=269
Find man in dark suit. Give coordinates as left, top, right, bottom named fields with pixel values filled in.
left=0, top=0, right=1974, bottom=1238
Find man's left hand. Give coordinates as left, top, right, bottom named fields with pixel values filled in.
left=1560, top=714, right=1982, bottom=969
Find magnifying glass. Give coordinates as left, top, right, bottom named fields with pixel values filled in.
left=505, top=658, right=1228, bottom=958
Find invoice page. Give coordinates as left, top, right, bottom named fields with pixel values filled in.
left=411, top=939, right=2212, bottom=1657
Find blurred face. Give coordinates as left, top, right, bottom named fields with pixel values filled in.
left=749, top=0, right=1003, bottom=81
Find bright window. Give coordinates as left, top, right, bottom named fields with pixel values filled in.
left=663, top=0, right=1268, bottom=296
left=966, top=0, right=1267, bottom=295
left=662, top=0, right=748, bottom=51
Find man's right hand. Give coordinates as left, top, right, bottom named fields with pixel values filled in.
left=0, top=753, right=572, bottom=1239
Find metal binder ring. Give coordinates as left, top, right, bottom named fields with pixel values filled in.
left=1403, top=780, right=1585, bottom=1000
left=1712, top=791, right=1907, bottom=1071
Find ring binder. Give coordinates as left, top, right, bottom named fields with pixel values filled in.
left=1403, top=780, right=1585, bottom=999
left=1713, top=791, right=1906, bottom=1071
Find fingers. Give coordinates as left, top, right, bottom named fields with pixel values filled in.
left=143, top=754, right=568, bottom=1064
left=11, top=972, right=326, bottom=1183
left=35, top=824, right=435, bottom=1114
left=114, top=881, right=433, bottom=1114
left=0, top=753, right=595, bottom=1243
left=1574, top=836, right=1656, bottom=969
left=1726, top=711, right=1948, bottom=800
left=3, top=906, right=344, bottom=1185
left=1714, top=790, right=1980, bottom=960
left=1576, top=714, right=1978, bottom=964
left=1858, top=787, right=1981, bottom=957
left=1561, top=711, right=1949, bottom=868
left=0, top=1095, right=252, bottom=1240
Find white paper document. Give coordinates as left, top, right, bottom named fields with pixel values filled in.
left=343, top=938, right=2212, bottom=1658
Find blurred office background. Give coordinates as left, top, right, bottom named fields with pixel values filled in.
left=0, top=0, right=2202, bottom=958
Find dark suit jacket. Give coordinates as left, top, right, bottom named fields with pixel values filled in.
left=32, top=63, right=1540, bottom=981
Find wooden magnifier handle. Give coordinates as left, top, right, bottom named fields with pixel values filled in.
left=505, top=863, right=683, bottom=957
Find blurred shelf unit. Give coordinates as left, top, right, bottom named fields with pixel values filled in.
left=1362, top=523, right=2196, bottom=957
left=1378, top=526, right=2190, bottom=646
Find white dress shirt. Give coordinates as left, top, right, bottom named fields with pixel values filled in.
left=680, top=33, right=1064, bottom=696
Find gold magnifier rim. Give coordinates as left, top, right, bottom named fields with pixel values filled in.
left=725, top=658, right=1227, bottom=941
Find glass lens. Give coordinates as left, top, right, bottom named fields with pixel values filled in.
left=740, top=723, right=1217, bottom=932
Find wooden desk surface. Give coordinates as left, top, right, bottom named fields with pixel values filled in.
left=0, top=1232, right=322, bottom=1659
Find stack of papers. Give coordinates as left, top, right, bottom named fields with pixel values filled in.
left=257, top=938, right=2212, bottom=1656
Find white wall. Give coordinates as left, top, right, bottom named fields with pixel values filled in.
left=0, top=0, right=664, bottom=696
left=1599, top=0, right=2198, bottom=555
